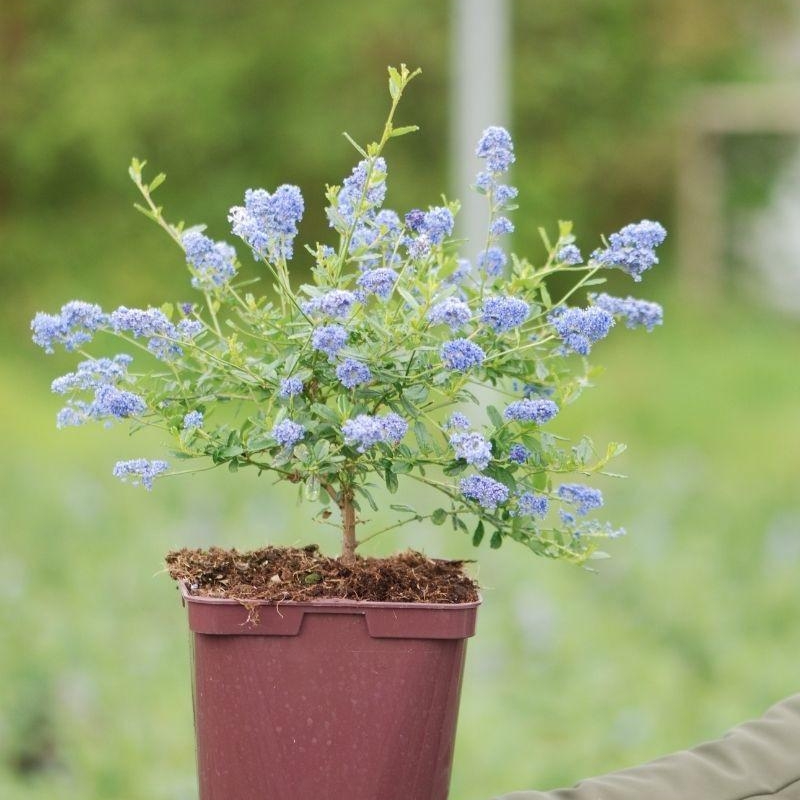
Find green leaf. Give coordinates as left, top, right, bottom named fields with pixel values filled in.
left=490, top=530, right=503, bottom=549
left=413, top=420, right=431, bottom=451
left=487, top=405, right=504, bottom=429
left=472, top=520, right=485, bottom=547
left=443, top=461, right=467, bottom=477
left=390, top=124, right=419, bottom=138
left=388, top=66, right=402, bottom=99
left=431, top=508, right=448, bottom=526
left=384, top=466, right=398, bottom=494
left=390, top=504, right=417, bottom=514
left=303, top=572, right=322, bottom=585
left=149, top=172, right=166, bottom=192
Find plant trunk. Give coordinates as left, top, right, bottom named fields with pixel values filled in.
left=340, top=490, right=357, bottom=565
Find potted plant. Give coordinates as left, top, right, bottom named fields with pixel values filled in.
left=31, top=65, right=666, bottom=800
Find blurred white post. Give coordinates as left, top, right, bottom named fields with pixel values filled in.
left=451, top=0, right=511, bottom=260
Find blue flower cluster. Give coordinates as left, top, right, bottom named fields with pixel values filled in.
left=182, top=410, right=204, bottom=430
left=508, top=444, right=530, bottom=464
left=591, top=293, right=664, bottom=332
left=182, top=230, right=237, bottom=291
left=449, top=430, right=493, bottom=470
left=445, top=412, right=470, bottom=430
left=335, top=157, right=388, bottom=226
left=357, top=267, right=399, bottom=299
left=31, top=301, right=107, bottom=353
left=342, top=412, right=408, bottom=452
left=504, top=398, right=559, bottom=424
left=549, top=306, right=614, bottom=356
left=336, top=358, right=372, bottom=389
left=440, top=339, right=486, bottom=372
left=490, top=216, right=515, bottom=236
left=591, top=220, right=667, bottom=281
left=477, top=246, right=507, bottom=277
left=57, top=382, right=147, bottom=429
left=302, top=289, right=358, bottom=319
left=228, top=185, right=305, bottom=262
left=311, top=324, right=348, bottom=359
left=475, top=126, right=517, bottom=278
left=557, top=483, right=603, bottom=515
left=427, top=297, right=472, bottom=331
left=459, top=474, right=509, bottom=511
left=476, top=126, right=515, bottom=174
left=271, top=419, right=306, bottom=449
left=513, top=491, right=549, bottom=518
left=481, top=296, right=529, bottom=333
left=113, top=458, right=169, bottom=491
left=110, top=306, right=202, bottom=362
left=278, top=376, right=304, bottom=399
left=556, top=244, right=583, bottom=265
left=51, top=354, right=132, bottom=395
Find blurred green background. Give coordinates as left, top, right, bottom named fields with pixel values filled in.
left=3, top=1, right=800, bottom=798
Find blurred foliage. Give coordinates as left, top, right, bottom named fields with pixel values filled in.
left=0, top=0, right=792, bottom=340
left=2, top=1, right=800, bottom=799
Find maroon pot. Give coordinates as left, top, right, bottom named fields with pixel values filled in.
left=180, top=583, right=480, bottom=800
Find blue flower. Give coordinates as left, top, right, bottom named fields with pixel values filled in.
left=557, top=483, right=604, bottom=516
left=404, top=208, right=425, bottom=232
left=591, top=220, right=667, bottom=281
left=182, top=230, right=237, bottom=290
left=113, top=458, right=169, bottom=491
left=110, top=306, right=173, bottom=338
left=31, top=301, right=107, bottom=353
left=490, top=216, right=515, bottom=236
left=504, top=398, right=559, bottom=424
left=380, top=412, right=408, bottom=444
left=557, top=244, right=583, bottom=265
left=342, top=412, right=407, bottom=452
left=459, top=474, right=510, bottom=510
left=549, top=306, right=614, bottom=355
left=183, top=410, right=204, bottom=430
left=513, top=491, right=549, bottom=518
left=449, top=431, right=492, bottom=470
left=271, top=419, right=306, bottom=449
left=478, top=246, right=507, bottom=276
left=229, top=184, right=305, bottom=262
left=336, top=358, right=372, bottom=389
left=445, top=412, right=470, bottom=430
left=476, top=126, right=515, bottom=174
left=311, top=324, right=348, bottom=359
left=303, top=289, right=358, bottom=319
left=51, top=354, right=132, bottom=394
left=508, top=444, right=530, bottom=464
left=420, top=207, right=454, bottom=244
left=590, top=293, right=663, bottom=332
left=494, top=184, right=518, bottom=206
left=278, top=376, right=304, bottom=399
left=427, top=298, right=472, bottom=331
left=440, top=339, right=486, bottom=372
left=334, top=157, right=388, bottom=226
left=357, top=267, right=399, bottom=299
left=444, top=259, right=472, bottom=286
left=481, top=296, right=529, bottom=333
left=91, top=385, right=147, bottom=420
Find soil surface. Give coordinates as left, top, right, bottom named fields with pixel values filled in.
left=166, top=546, right=479, bottom=604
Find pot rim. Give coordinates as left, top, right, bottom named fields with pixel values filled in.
left=178, top=579, right=482, bottom=610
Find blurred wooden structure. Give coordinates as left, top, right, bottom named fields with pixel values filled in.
left=677, top=84, right=800, bottom=296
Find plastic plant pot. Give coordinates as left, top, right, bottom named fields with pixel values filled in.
left=180, top=582, right=480, bottom=800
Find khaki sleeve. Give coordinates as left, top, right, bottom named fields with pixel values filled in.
left=493, top=694, right=800, bottom=800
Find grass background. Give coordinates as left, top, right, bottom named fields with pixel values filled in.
left=2, top=1, right=800, bottom=798
left=3, top=294, right=799, bottom=799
